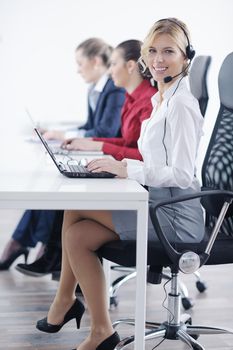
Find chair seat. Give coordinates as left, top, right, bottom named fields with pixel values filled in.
left=99, top=229, right=233, bottom=268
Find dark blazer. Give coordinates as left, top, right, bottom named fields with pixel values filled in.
left=79, top=78, right=125, bottom=137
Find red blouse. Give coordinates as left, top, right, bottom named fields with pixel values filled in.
left=93, top=79, right=156, bottom=160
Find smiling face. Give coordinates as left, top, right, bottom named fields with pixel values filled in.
left=146, top=33, right=186, bottom=89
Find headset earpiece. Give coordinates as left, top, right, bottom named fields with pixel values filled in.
left=158, top=18, right=195, bottom=62
left=186, top=44, right=195, bottom=60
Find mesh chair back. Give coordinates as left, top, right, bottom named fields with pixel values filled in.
left=202, top=52, right=233, bottom=236
left=189, top=55, right=211, bottom=117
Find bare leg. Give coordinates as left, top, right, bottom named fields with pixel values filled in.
left=66, top=217, right=119, bottom=350
left=46, top=211, right=80, bottom=324
left=47, top=210, right=119, bottom=347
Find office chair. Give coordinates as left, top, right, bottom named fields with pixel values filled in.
left=189, top=55, right=212, bottom=117
left=108, top=55, right=212, bottom=310
left=98, top=52, right=233, bottom=349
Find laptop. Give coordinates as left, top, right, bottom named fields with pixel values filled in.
left=25, top=107, right=104, bottom=157
left=34, top=128, right=115, bottom=178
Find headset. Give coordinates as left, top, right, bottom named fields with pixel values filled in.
left=157, top=18, right=196, bottom=83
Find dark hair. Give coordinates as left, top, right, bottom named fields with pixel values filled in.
left=76, top=38, right=113, bottom=68
left=116, top=39, right=153, bottom=81
left=116, top=39, right=142, bottom=62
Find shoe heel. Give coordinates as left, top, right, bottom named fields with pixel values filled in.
left=0, top=248, right=30, bottom=271
left=75, top=316, right=81, bottom=329
left=24, top=250, right=29, bottom=263
left=36, top=298, right=85, bottom=334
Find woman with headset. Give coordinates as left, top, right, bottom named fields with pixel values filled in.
left=0, top=37, right=125, bottom=271
left=1, top=39, right=156, bottom=276
left=36, top=18, right=205, bottom=350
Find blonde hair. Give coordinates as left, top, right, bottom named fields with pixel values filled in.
left=76, top=38, right=113, bottom=68
left=140, top=18, right=192, bottom=76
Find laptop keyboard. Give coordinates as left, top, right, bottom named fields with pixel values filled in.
left=59, top=161, right=115, bottom=178
left=66, top=163, right=89, bottom=173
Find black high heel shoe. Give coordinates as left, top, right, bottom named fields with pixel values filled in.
left=71, top=331, right=120, bottom=350
left=36, top=298, right=85, bottom=333
left=0, top=247, right=29, bottom=270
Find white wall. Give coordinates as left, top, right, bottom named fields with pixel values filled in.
left=0, top=0, right=232, bottom=172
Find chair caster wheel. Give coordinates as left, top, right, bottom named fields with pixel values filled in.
left=182, top=297, right=194, bottom=310
left=110, top=296, right=118, bottom=308
left=196, top=280, right=207, bottom=293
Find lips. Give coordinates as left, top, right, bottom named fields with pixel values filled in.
left=154, top=67, right=167, bottom=72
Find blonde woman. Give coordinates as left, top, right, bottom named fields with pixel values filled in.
left=37, top=19, right=205, bottom=350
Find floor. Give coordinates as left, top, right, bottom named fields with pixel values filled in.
left=0, top=209, right=233, bottom=350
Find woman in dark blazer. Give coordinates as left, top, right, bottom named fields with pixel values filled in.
left=79, top=78, right=124, bottom=138
left=0, top=38, right=125, bottom=271
left=42, top=37, right=125, bottom=140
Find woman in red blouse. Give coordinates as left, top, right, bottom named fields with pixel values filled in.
left=62, top=39, right=157, bottom=160
left=35, top=40, right=157, bottom=347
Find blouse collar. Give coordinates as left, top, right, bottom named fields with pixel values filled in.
left=126, top=79, right=152, bottom=102
left=151, top=77, right=188, bottom=107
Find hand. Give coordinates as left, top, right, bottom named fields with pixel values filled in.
left=62, top=138, right=103, bottom=151
left=42, top=130, right=65, bottom=141
left=87, top=158, right=128, bottom=178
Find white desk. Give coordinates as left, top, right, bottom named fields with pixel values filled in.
left=0, top=137, right=149, bottom=350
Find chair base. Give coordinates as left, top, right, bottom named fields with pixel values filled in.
left=109, top=267, right=206, bottom=310
left=113, top=273, right=232, bottom=349
left=115, top=318, right=233, bottom=349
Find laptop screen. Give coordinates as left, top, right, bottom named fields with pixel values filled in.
left=34, top=127, right=63, bottom=171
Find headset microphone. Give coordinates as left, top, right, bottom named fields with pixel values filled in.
left=163, top=61, right=191, bottom=83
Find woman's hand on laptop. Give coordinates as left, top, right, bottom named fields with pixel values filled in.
left=62, top=138, right=103, bottom=151
left=87, top=158, right=127, bottom=178
left=40, top=129, right=65, bottom=141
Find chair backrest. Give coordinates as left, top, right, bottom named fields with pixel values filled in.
left=189, top=55, right=211, bottom=117
left=201, top=52, right=233, bottom=235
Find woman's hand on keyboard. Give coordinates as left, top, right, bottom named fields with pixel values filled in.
left=87, top=158, right=127, bottom=178
left=62, top=138, right=103, bottom=151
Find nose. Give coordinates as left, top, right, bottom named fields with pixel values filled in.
left=155, top=52, right=164, bottom=63
left=109, top=67, right=112, bottom=76
left=76, top=64, right=81, bottom=74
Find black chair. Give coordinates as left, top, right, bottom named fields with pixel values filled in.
left=108, top=55, right=212, bottom=310
left=177, top=55, right=211, bottom=306
left=189, top=55, right=212, bottom=117
left=98, top=52, right=233, bottom=349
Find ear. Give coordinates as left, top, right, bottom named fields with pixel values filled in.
left=93, top=56, right=103, bottom=68
left=126, top=60, right=137, bottom=74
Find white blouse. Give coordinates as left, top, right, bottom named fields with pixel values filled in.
left=125, top=78, right=203, bottom=189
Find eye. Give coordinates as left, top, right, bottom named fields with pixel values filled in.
left=164, top=49, right=174, bottom=54
left=148, top=48, right=156, bottom=54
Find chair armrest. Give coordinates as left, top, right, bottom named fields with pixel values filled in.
left=149, top=189, right=233, bottom=268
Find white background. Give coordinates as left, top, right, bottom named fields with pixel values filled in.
left=0, top=0, right=232, bottom=175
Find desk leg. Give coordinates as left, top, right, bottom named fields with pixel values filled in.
left=134, top=201, right=148, bottom=350
left=103, top=258, right=111, bottom=309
